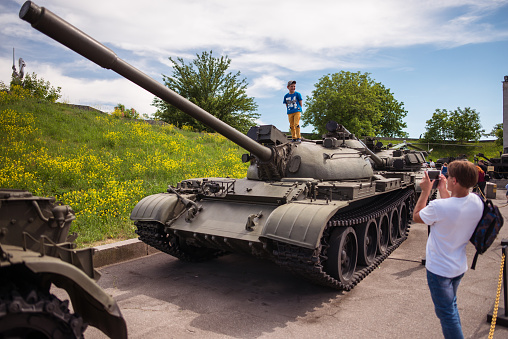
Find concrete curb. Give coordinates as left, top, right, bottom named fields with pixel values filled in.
left=93, top=238, right=159, bottom=268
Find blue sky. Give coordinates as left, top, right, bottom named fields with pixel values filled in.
left=2, top=0, right=508, bottom=138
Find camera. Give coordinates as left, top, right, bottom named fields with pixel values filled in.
left=427, top=170, right=441, bottom=189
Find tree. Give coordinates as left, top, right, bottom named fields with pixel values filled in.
left=449, top=107, right=483, bottom=143
left=11, top=72, right=61, bottom=103
left=487, top=123, right=503, bottom=146
left=153, top=51, right=259, bottom=133
left=423, top=107, right=483, bottom=143
left=423, top=109, right=452, bottom=142
left=302, top=71, right=408, bottom=137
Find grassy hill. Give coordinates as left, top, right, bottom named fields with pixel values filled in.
left=1, top=90, right=248, bottom=246
left=1, top=89, right=503, bottom=247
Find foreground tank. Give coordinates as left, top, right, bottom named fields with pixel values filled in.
left=20, top=1, right=426, bottom=290
left=0, top=189, right=127, bottom=339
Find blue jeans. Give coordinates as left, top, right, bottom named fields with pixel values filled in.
left=427, top=270, right=465, bottom=339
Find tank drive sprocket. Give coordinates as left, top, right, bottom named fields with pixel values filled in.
left=135, top=221, right=229, bottom=262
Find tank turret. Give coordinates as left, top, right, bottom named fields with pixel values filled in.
left=20, top=1, right=419, bottom=290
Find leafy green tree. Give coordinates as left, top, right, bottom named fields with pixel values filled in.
left=449, top=107, right=483, bottom=142
left=302, top=71, right=408, bottom=137
left=423, top=107, right=483, bottom=142
left=153, top=51, right=259, bottom=133
left=487, top=123, right=503, bottom=146
left=13, top=72, right=62, bottom=103
left=423, top=109, right=452, bottom=142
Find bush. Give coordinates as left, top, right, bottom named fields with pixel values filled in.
left=10, top=72, right=61, bottom=103
left=112, top=103, right=140, bottom=119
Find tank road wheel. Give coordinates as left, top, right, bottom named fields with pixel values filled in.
left=388, top=208, right=400, bottom=245
left=355, top=219, right=378, bottom=266
left=399, top=202, right=409, bottom=236
left=0, top=288, right=86, bottom=339
left=377, top=213, right=390, bottom=255
left=325, top=227, right=358, bottom=285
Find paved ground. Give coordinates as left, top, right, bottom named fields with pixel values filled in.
left=56, top=189, right=508, bottom=339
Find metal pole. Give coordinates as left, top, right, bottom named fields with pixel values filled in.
left=503, top=240, right=508, bottom=316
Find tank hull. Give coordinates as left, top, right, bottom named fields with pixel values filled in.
left=131, top=176, right=416, bottom=290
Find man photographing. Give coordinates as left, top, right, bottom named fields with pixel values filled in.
left=413, top=161, right=483, bottom=339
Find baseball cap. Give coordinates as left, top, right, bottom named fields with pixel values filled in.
left=287, top=80, right=296, bottom=86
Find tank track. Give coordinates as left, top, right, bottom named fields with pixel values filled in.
left=135, top=221, right=229, bottom=262
left=272, top=187, right=416, bottom=291
left=0, top=286, right=86, bottom=338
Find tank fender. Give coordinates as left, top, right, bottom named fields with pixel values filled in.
left=261, top=201, right=348, bottom=249
left=130, top=193, right=183, bottom=223
left=21, top=255, right=128, bottom=339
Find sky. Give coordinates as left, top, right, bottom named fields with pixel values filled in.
left=1, top=0, right=508, bottom=138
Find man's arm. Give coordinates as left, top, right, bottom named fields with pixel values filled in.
left=413, top=172, right=432, bottom=224
left=437, top=174, right=449, bottom=198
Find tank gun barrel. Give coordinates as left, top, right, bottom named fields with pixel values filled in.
left=19, top=1, right=272, bottom=162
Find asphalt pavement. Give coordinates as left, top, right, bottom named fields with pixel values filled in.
left=55, top=187, right=508, bottom=339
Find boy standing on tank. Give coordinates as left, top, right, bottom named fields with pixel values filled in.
left=283, top=80, right=303, bottom=142
left=413, top=160, right=483, bottom=339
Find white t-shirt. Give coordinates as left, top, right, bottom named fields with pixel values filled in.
left=419, top=193, right=483, bottom=278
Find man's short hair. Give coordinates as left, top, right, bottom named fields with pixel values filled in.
left=287, top=80, right=296, bottom=87
left=448, top=160, right=478, bottom=188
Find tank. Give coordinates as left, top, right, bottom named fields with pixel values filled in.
left=475, top=152, right=508, bottom=179
left=364, top=137, right=431, bottom=195
left=19, top=1, right=427, bottom=291
left=435, top=154, right=468, bottom=170
left=0, top=189, right=127, bottom=339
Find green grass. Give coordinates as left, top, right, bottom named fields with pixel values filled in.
left=1, top=90, right=248, bottom=247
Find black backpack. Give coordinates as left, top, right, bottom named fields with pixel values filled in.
left=469, top=199, right=504, bottom=270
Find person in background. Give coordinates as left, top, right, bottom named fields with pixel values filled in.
left=429, top=159, right=436, bottom=168
left=441, top=162, right=448, bottom=178
left=413, top=160, right=483, bottom=339
left=478, top=160, right=487, bottom=173
left=283, top=80, right=303, bottom=142
left=474, top=165, right=486, bottom=199
left=478, top=160, right=489, bottom=182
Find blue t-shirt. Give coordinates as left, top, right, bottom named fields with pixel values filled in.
left=283, top=92, right=302, bottom=114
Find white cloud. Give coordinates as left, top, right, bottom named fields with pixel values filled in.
left=0, top=57, right=157, bottom=116
left=247, top=75, right=284, bottom=98
left=3, top=0, right=508, bottom=138
left=11, top=0, right=508, bottom=73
